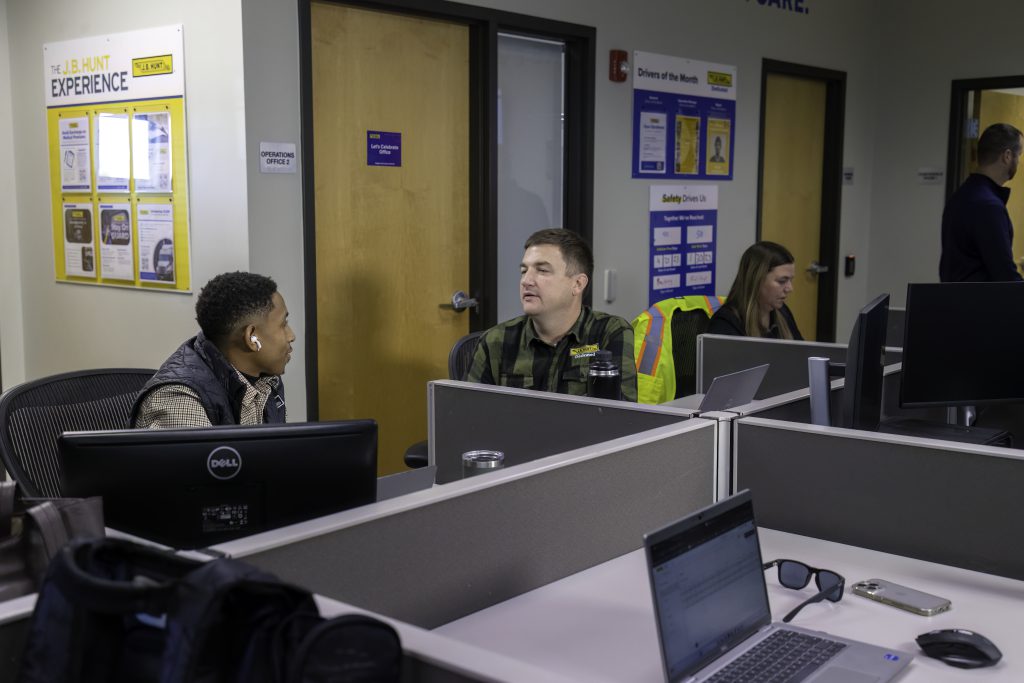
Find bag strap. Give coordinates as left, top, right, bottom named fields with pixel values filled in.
left=26, top=501, right=71, bottom=561
left=0, top=481, right=15, bottom=537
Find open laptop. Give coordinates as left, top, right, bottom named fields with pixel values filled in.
left=644, top=490, right=912, bottom=683
left=673, top=363, right=769, bottom=412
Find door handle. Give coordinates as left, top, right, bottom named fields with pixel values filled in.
left=806, top=261, right=829, bottom=275
left=439, top=290, right=478, bottom=312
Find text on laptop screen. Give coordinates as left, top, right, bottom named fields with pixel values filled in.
left=650, top=502, right=770, bottom=680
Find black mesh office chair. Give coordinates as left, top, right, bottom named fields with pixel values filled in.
left=0, top=368, right=155, bottom=497
left=404, top=331, right=485, bottom=469
left=671, top=308, right=715, bottom=398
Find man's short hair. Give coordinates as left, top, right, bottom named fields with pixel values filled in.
left=524, top=228, right=594, bottom=283
left=978, top=123, right=1023, bottom=165
left=195, top=271, right=278, bottom=343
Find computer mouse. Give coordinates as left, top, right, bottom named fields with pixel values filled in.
left=916, top=629, right=1002, bottom=668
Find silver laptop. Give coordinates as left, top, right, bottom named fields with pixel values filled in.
left=644, top=491, right=912, bottom=683
left=674, top=363, right=769, bottom=412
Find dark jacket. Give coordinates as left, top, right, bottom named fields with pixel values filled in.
left=129, top=332, right=286, bottom=427
left=707, top=303, right=804, bottom=340
left=939, top=173, right=1021, bottom=282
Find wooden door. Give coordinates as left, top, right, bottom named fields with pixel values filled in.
left=760, top=73, right=826, bottom=340
left=311, top=3, right=469, bottom=474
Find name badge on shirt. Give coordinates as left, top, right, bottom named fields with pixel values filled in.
left=569, top=344, right=600, bottom=360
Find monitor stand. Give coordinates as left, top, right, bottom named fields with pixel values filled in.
left=879, top=417, right=1012, bottom=447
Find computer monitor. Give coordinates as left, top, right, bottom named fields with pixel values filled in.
left=59, top=420, right=377, bottom=549
left=901, top=282, right=1024, bottom=408
left=808, top=293, right=889, bottom=430
left=841, top=293, right=889, bottom=430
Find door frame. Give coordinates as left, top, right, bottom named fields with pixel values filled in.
left=756, top=59, right=846, bottom=342
left=946, top=75, right=1024, bottom=198
left=298, top=0, right=595, bottom=419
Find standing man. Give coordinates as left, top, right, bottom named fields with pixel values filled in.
left=467, top=228, right=637, bottom=401
left=940, top=123, right=1024, bottom=282
left=130, top=271, right=295, bottom=428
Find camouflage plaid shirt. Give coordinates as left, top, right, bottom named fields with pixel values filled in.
left=466, top=307, right=637, bottom=401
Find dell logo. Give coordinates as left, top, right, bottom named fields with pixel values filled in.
left=207, top=446, right=242, bottom=480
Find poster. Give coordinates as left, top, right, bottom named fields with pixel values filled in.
left=137, top=203, right=175, bottom=283
left=94, top=112, right=130, bottom=191
left=649, top=185, right=717, bottom=305
left=59, top=116, right=91, bottom=191
left=99, top=202, right=133, bottom=280
left=63, top=202, right=95, bottom=277
left=133, top=111, right=172, bottom=192
left=632, top=52, right=736, bottom=181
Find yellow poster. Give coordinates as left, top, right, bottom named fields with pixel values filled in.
left=706, top=118, right=731, bottom=176
left=674, top=115, right=699, bottom=175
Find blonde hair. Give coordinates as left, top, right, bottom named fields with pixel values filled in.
left=723, top=241, right=796, bottom=339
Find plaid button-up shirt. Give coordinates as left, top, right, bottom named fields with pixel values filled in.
left=466, top=307, right=637, bottom=401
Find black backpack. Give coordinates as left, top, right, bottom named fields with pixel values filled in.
left=17, top=538, right=401, bottom=683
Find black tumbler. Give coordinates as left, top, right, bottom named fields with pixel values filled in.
left=587, top=349, right=621, bottom=400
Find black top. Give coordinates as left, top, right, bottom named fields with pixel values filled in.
left=939, top=173, right=1021, bottom=282
left=707, top=303, right=804, bottom=340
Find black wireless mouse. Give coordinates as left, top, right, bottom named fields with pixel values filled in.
left=916, top=629, right=1002, bottom=669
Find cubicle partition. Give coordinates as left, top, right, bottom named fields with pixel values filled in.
left=733, top=416, right=1024, bottom=580
left=220, top=418, right=718, bottom=629
left=427, top=380, right=696, bottom=483
left=696, top=334, right=902, bottom=399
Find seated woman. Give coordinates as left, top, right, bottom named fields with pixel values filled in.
left=709, top=241, right=803, bottom=340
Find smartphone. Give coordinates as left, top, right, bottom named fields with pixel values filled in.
left=851, top=579, right=952, bottom=616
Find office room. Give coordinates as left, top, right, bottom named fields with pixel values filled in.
left=0, top=0, right=1022, bottom=680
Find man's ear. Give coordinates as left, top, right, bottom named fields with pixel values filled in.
left=572, top=273, right=589, bottom=297
left=243, top=323, right=259, bottom=351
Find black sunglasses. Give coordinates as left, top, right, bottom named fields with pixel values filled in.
left=763, top=559, right=845, bottom=623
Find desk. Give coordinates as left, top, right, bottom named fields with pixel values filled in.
left=437, top=529, right=1021, bottom=682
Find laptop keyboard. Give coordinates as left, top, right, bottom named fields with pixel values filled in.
left=707, top=630, right=846, bottom=683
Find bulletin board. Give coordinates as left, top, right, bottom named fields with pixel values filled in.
left=44, top=25, right=191, bottom=292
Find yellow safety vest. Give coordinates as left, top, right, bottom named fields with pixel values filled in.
left=632, top=296, right=725, bottom=404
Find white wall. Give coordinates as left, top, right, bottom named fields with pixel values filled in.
left=4, top=0, right=249, bottom=388
left=0, top=0, right=27, bottom=389
left=867, top=0, right=1024, bottom=306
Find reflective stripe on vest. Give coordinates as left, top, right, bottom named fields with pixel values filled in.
left=636, top=306, right=666, bottom=376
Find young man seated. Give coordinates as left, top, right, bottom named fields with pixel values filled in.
left=466, top=228, right=637, bottom=401
left=130, top=271, right=295, bottom=428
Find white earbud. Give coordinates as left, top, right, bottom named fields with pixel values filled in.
left=250, top=335, right=262, bottom=351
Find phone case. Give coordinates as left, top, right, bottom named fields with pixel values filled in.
left=851, top=579, right=952, bottom=616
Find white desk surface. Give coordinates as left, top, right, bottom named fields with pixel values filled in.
left=436, top=528, right=1022, bottom=682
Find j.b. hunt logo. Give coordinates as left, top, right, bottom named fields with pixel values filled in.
left=207, top=446, right=242, bottom=480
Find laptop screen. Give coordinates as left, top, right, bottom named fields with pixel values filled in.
left=647, top=493, right=771, bottom=681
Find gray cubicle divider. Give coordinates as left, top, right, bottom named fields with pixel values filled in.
left=216, top=419, right=717, bottom=629
left=696, top=334, right=902, bottom=400
left=733, top=416, right=1024, bottom=580
left=428, top=380, right=696, bottom=484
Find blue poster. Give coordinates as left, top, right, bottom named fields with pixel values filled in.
left=632, top=52, right=736, bottom=181
left=649, top=185, right=717, bottom=306
left=367, top=131, right=401, bottom=167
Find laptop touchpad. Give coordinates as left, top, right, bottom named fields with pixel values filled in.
left=814, top=668, right=880, bottom=683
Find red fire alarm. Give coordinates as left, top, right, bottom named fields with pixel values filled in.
left=609, top=50, right=629, bottom=82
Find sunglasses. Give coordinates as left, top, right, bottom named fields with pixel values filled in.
left=763, top=559, right=845, bottom=623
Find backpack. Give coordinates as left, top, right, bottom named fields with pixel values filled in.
left=17, top=538, right=401, bottom=683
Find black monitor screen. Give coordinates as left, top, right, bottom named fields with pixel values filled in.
left=59, top=420, right=377, bottom=549
left=840, top=293, right=889, bottom=430
left=901, top=282, right=1024, bottom=408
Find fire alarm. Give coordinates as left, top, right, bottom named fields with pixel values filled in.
left=609, top=50, right=629, bottom=83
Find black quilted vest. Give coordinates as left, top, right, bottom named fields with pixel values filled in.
left=129, top=332, right=286, bottom=427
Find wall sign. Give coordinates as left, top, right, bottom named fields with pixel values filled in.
left=632, top=52, right=737, bottom=181
left=259, top=142, right=297, bottom=174
left=649, top=185, right=718, bottom=306
left=367, top=131, right=401, bottom=167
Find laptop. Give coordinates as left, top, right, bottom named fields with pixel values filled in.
left=644, top=490, right=912, bottom=683
left=672, top=363, right=769, bottom=412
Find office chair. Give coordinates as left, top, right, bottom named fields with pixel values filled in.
left=404, top=331, right=485, bottom=469
left=671, top=308, right=715, bottom=398
left=0, top=368, right=155, bottom=497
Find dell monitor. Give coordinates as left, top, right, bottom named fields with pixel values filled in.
left=901, top=282, right=1024, bottom=408
left=59, top=420, right=377, bottom=549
